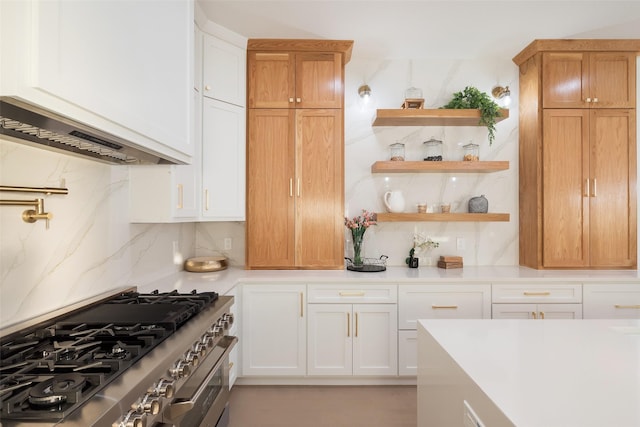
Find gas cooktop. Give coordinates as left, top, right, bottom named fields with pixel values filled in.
left=0, top=289, right=219, bottom=422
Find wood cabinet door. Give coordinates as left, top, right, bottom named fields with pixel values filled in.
left=542, top=52, right=588, bottom=108
left=246, top=109, right=296, bottom=268
left=588, top=52, right=636, bottom=108
left=542, top=109, right=590, bottom=268
left=295, top=53, right=343, bottom=108
left=588, top=109, right=636, bottom=267
left=295, top=109, right=344, bottom=268
left=247, top=52, right=295, bottom=108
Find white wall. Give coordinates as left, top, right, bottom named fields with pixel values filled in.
left=0, top=138, right=195, bottom=327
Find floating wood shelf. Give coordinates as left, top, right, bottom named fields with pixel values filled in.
left=371, top=161, right=509, bottom=173
left=375, top=212, right=510, bottom=222
left=372, top=108, right=509, bottom=126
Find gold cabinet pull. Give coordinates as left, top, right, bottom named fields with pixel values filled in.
left=177, top=184, right=183, bottom=209
left=289, top=178, right=293, bottom=197
left=523, top=291, right=551, bottom=296
left=296, top=97, right=301, bottom=103
left=296, top=178, right=301, bottom=197
left=431, top=305, right=458, bottom=309
left=592, top=178, right=597, bottom=197
left=531, top=311, right=537, bottom=319
left=300, top=292, right=304, bottom=317
left=347, top=312, right=350, bottom=337
left=593, top=97, right=598, bottom=103
left=288, top=97, right=294, bottom=103
left=339, top=291, right=365, bottom=297
left=204, top=189, right=209, bottom=211
left=584, top=179, right=590, bottom=197
left=355, top=312, right=359, bottom=337
left=585, top=97, right=592, bottom=103
left=614, top=304, right=640, bottom=309
left=540, top=311, right=545, bottom=319
left=229, top=362, right=234, bottom=369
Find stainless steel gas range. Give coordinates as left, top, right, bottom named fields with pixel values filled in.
left=0, top=287, right=237, bottom=427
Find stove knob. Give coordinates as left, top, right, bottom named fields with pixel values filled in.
left=113, top=410, right=146, bottom=427
left=184, top=350, right=199, bottom=367
left=212, top=325, right=225, bottom=337
left=194, top=341, right=208, bottom=357
left=222, top=313, right=234, bottom=326
left=200, top=334, right=215, bottom=349
left=148, top=378, right=175, bottom=399
left=217, top=318, right=229, bottom=330
left=131, top=393, right=161, bottom=415
left=169, top=359, right=191, bottom=379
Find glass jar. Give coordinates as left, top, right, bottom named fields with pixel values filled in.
left=463, top=142, right=479, bottom=161
left=423, top=138, right=443, bottom=161
left=389, top=142, right=405, bottom=161
left=405, top=86, right=423, bottom=99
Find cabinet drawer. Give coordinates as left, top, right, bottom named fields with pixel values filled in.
left=307, top=284, right=397, bottom=304
left=492, top=283, right=582, bottom=303
left=398, top=284, right=491, bottom=329
left=583, top=284, right=640, bottom=319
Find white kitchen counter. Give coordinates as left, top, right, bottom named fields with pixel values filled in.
left=135, top=266, right=640, bottom=294
left=417, top=318, right=640, bottom=427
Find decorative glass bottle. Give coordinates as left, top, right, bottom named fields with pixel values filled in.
left=389, top=142, right=405, bottom=161
left=423, top=138, right=443, bottom=161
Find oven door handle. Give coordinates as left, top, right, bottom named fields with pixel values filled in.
left=164, top=335, right=238, bottom=421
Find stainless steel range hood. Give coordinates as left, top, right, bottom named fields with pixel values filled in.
left=0, top=97, right=177, bottom=165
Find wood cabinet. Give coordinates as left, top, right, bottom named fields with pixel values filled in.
left=307, top=284, right=397, bottom=376
left=583, top=283, right=640, bottom=319
left=491, top=283, right=583, bottom=319
left=246, top=39, right=353, bottom=269
left=241, top=284, right=306, bottom=376
left=514, top=39, right=639, bottom=269
left=398, top=284, right=491, bottom=376
left=542, top=52, right=636, bottom=109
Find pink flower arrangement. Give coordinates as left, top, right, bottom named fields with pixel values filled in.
left=344, top=210, right=377, bottom=231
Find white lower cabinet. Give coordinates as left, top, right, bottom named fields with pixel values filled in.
left=583, top=283, right=640, bottom=318
left=241, top=284, right=306, bottom=376
left=307, top=303, right=397, bottom=376
left=491, top=283, right=583, bottom=319
left=492, top=303, right=582, bottom=319
left=398, top=284, right=491, bottom=376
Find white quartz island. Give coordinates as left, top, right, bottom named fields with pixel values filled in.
left=417, top=319, right=640, bottom=427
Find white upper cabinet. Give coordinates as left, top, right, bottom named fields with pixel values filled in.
left=1, top=0, right=194, bottom=163
left=202, top=33, right=246, bottom=106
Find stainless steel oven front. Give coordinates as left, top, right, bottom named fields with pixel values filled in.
left=158, top=335, right=237, bottom=427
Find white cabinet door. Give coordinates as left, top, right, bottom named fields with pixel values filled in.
left=201, top=98, right=246, bottom=221
left=241, top=284, right=306, bottom=376
left=307, top=304, right=352, bottom=375
left=202, top=33, right=246, bottom=106
left=398, top=330, right=417, bottom=376
left=1, top=0, right=194, bottom=162
left=492, top=303, right=582, bottom=319
left=353, top=304, right=397, bottom=376
left=308, top=303, right=397, bottom=376
left=583, top=284, right=640, bottom=319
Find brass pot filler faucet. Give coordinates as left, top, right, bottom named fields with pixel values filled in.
left=0, top=185, right=68, bottom=229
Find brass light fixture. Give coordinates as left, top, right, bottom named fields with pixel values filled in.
left=492, top=85, right=511, bottom=107
left=358, top=84, right=372, bottom=101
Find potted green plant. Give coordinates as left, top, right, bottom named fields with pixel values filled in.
left=441, top=86, right=502, bottom=145
left=405, top=233, right=439, bottom=268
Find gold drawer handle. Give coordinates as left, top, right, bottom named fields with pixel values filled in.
left=523, top=291, right=551, bottom=296
left=431, top=305, right=458, bottom=309
left=339, top=291, right=366, bottom=297
left=614, top=305, right=640, bottom=309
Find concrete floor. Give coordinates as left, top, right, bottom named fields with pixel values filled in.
left=227, top=385, right=417, bottom=427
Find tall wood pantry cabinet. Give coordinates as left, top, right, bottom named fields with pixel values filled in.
left=514, top=40, right=639, bottom=269
left=245, top=39, right=353, bottom=269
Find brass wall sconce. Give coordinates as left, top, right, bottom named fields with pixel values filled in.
left=492, top=85, right=511, bottom=107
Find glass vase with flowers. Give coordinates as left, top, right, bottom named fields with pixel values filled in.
left=344, top=210, right=377, bottom=266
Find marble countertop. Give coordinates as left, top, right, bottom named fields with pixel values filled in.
left=418, top=318, right=640, bottom=427
left=136, top=266, right=640, bottom=295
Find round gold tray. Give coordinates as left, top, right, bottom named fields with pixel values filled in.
left=184, top=256, right=228, bottom=273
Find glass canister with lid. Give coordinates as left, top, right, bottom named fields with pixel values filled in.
left=389, top=142, right=405, bottom=161
left=423, top=138, right=443, bottom=161
left=462, top=142, right=479, bottom=161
